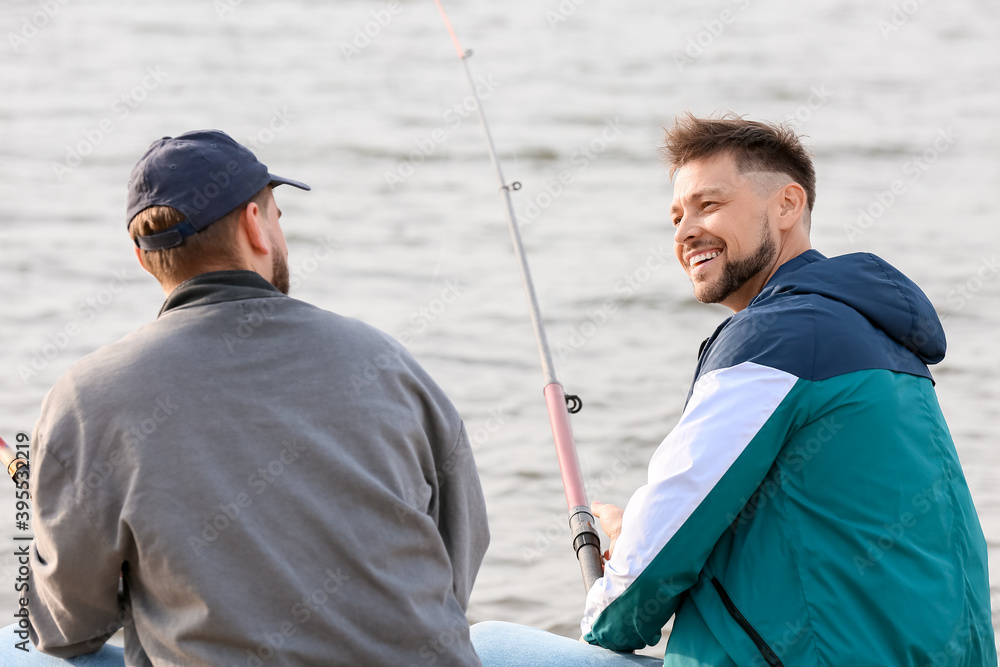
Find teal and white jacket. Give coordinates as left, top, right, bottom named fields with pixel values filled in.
left=582, top=250, right=995, bottom=666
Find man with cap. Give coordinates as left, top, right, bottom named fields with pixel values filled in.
left=2, top=130, right=489, bottom=665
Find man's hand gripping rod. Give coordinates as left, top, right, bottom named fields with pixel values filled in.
left=433, top=0, right=604, bottom=594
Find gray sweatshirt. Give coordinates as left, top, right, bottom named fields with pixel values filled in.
left=28, top=271, right=489, bottom=666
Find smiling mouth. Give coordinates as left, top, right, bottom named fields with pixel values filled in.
left=689, top=249, right=722, bottom=273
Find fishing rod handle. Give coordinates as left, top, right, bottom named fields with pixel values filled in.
left=570, top=505, right=604, bottom=593
left=0, top=436, right=29, bottom=487
left=7, top=459, right=29, bottom=484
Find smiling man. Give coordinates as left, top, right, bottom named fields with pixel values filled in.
left=581, top=114, right=995, bottom=665
left=670, top=156, right=810, bottom=312
left=471, top=114, right=994, bottom=666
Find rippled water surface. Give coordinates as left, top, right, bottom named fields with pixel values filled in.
left=1, top=0, right=998, bottom=654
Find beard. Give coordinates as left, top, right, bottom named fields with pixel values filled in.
left=693, top=214, right=776, bottom=305
left=270, top=235, right=291, bottom=295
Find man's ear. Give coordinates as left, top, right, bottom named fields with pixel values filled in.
left=238, top=202, right=272, bottom=256
left=133, top=245, right=152, bottom=275
left=775, top=182, right=808, bottom=231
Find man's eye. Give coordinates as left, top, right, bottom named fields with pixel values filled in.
left=702, top=201, right=717, bottom=210
left=672, top=217, right=682, bottom=227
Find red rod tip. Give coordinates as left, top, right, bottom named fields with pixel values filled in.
left=432, top=0, right=466, bottom=60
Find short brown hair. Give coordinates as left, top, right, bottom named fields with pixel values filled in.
left=661, top=112, right=816, bottom=211
left=129, top=186, right=270, bottom=286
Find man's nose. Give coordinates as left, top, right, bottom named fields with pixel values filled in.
left=674, top=215, right=700, bottom=245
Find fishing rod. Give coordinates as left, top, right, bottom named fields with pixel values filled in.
left=432, top=0, right=604, bottom=594
left=0, top=435, right=30, bottom=487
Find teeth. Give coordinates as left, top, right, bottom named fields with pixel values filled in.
left=689, top=250, right=721, bottom=267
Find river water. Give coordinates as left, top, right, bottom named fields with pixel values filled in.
left=1, top=0, right=998, bottom=656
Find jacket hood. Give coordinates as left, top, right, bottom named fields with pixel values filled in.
left=756, top=250, right=946, bottom=364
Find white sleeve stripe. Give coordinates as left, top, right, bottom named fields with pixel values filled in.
left=582, top=361, right=799, bottom=633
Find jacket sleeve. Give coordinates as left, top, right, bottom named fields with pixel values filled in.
left=581, top=361, right=807, bottom=650
left=27, top=403, right=126, bottom=657
left=436, top=423, right=490, bottom=609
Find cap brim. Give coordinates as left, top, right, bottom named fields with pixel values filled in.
left=269, top=173, right=311, bottom=191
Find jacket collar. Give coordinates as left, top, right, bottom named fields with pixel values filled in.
left=766, top=248, right=825, bottom=285
left=158, top=270, right=284, bottom=317
left=751, top=249, right=826, bottom=306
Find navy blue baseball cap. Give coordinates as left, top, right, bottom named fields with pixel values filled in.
left=127, top=129, right=310, bottom=250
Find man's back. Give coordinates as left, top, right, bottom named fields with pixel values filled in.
left=28, top=271, right=488, bottom=666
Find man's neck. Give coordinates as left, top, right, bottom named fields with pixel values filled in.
left=722, top=241, right=813, bottom=312
left=158, top=264, right=259, bottom=297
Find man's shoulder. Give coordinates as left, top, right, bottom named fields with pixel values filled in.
left=704, top=290, right=909, bottom=383
left=274, top=298, right=421, bottom=365
left=721, top=289, right=857, bottom=341
left=731, top=289, right=866, bottom=335
left=154, top=292, right=404, bottom=354
left=44, top=297, right=422, bottom=414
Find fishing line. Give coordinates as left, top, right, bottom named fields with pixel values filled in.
left=432, top=0, right=604, bottom=594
